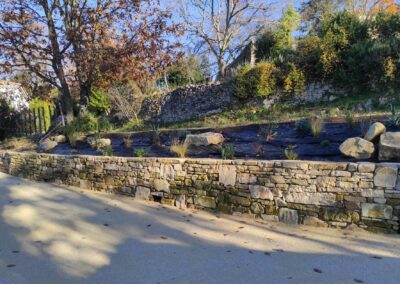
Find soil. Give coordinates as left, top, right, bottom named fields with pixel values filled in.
left=52, top=120, right=395, bottom=162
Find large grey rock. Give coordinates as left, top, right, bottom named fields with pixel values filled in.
left=278, top=208, right=298, bottom=225
left=379, top=132, right=400, bottom=161
left=374, top=167, right=398, bottom=188
left=185, top=132, right=224, bottom=146
left=51, top=135, right=66, bottom=143
left=339, top=137, right=374, bottom=159
left=361, top=203, right=393, bottom=220
left=39, top=139, right=58, bottom=152
left=249, top=185, right=273, bottom=200
left=364, top=122, right=386, bottom=141
left=87, top=137, right=112, bottom=149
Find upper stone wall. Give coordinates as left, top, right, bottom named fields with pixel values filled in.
left=139, top=83, right=234, bottom=124
left=1, top=151, right=399, bottom=233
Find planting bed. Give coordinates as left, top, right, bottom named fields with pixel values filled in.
left=51, top=119, right=394, bottom=162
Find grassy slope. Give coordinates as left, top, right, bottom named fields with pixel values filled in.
left=115, top=94, right=394, bottom=133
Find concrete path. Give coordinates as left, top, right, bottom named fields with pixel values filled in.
left=0, top=172, right=399, bottom=284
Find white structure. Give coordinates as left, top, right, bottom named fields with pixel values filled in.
left=0, top=81, right=29, bottom=112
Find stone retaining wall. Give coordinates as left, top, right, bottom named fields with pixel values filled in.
left=139, top=83, right=234, bottom=124
left=1, top=151, right=399, bottom=233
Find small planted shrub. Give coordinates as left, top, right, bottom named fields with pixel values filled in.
left=233, top=61, right=277, bottom=99
left=221, top=144, right=235, bottom=159
left=295, top=119, right=311, bottom=136
left=284, top=145, right=298, bottom=160
left=260, top=123, right=278, bottom=142
left=100, top=145, right=113, bottom=156
left=170, top=139, right=188, bottom=158
left=255, top=144, right=264, bottom=157
left=345, top=111, right=356, bottom=128
left=133, top=148, right=148, bottom=157
left=151, top=123, right=161, bottom=147
left=87, top=135, right=101, bottom=149
left=320, top=140, right=331, bottom=147
left=310, top=117, right=324, bottom=137
left=123, top=134, right=133, bottom=149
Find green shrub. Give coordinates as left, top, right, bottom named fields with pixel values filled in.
left=170, top=139, right=188, bottom=158
left=221, top=144, right=235, bottom=160
left=233, top=62, right=277, bottom=99
left=310, top=117, right=324, bottom=137
left=295, top=119, right=311, bottom=136
left=284, top=145, right=298, bottom=160
left=100, top=145, right=113, bottom=156
left=65, top=112, right=99, bottom=138
left=98, top=116, right=113, bottom=132
left=345, top=111, right=356, bottom=128
left=283, top=63, right=306, bottom=96
left=89, top=88, right=111, bottom=115
left=133, top=148, right=148, bottom=157
left=29, top=98, right=55, bottom=132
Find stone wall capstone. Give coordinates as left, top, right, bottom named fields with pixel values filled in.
left=1, top=151, right=399, bottom=234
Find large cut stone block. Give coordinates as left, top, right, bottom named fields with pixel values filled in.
left=379, top=132, right=400, bottom=161
left=194, top=196, right=216, bottom=208
left=153, top=179, right=170, bottom=193
left=284, top=191, right=337, bottom=206
left=361, top=203, right=392, bottom=220
left=279, top=208, right=298, bottom=225
left=374, top=167, right=397, bottom=188
left=219, top=165, right=236, bottom=186
left=339, top=137, right=374, bottom=159
left=135, top=186, right=151, bottom=200
left=249, top=185, right=273, bottom=200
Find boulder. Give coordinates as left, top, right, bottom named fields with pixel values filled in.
left=339, top=137, right=374, bottom=159
left=87, top=138, right=112, bottom=149
left=303, top=216, right=328, bottom=228
left=39, top=139, right=58, bottom=152
left=379, top=132, right=400, bottom=161
left=51, top=135, right=67, bottom=143
left=364, top=122, right=386, bottom=141
left=185, top=132, right=224, bottom=147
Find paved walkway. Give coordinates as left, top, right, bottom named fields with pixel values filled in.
left=0, top=172, right=400, bottom=284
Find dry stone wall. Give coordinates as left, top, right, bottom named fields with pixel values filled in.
left=1, top=151, right=400, bottom=233
left=139, top=83, right=234, bottom=124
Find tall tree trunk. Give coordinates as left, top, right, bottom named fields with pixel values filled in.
left=217, top=59, right=226, bottom=81
left=59, top=83, right=74, bottom=123
left=78, top=82, right=92, bottom=115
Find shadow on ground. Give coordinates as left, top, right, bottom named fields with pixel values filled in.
left=0, top=172, right=399, bottom=284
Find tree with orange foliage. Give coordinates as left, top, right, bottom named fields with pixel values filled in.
left=0, top=0, right=181, bottom=122
left=348, top=0, right=399, bottom=19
